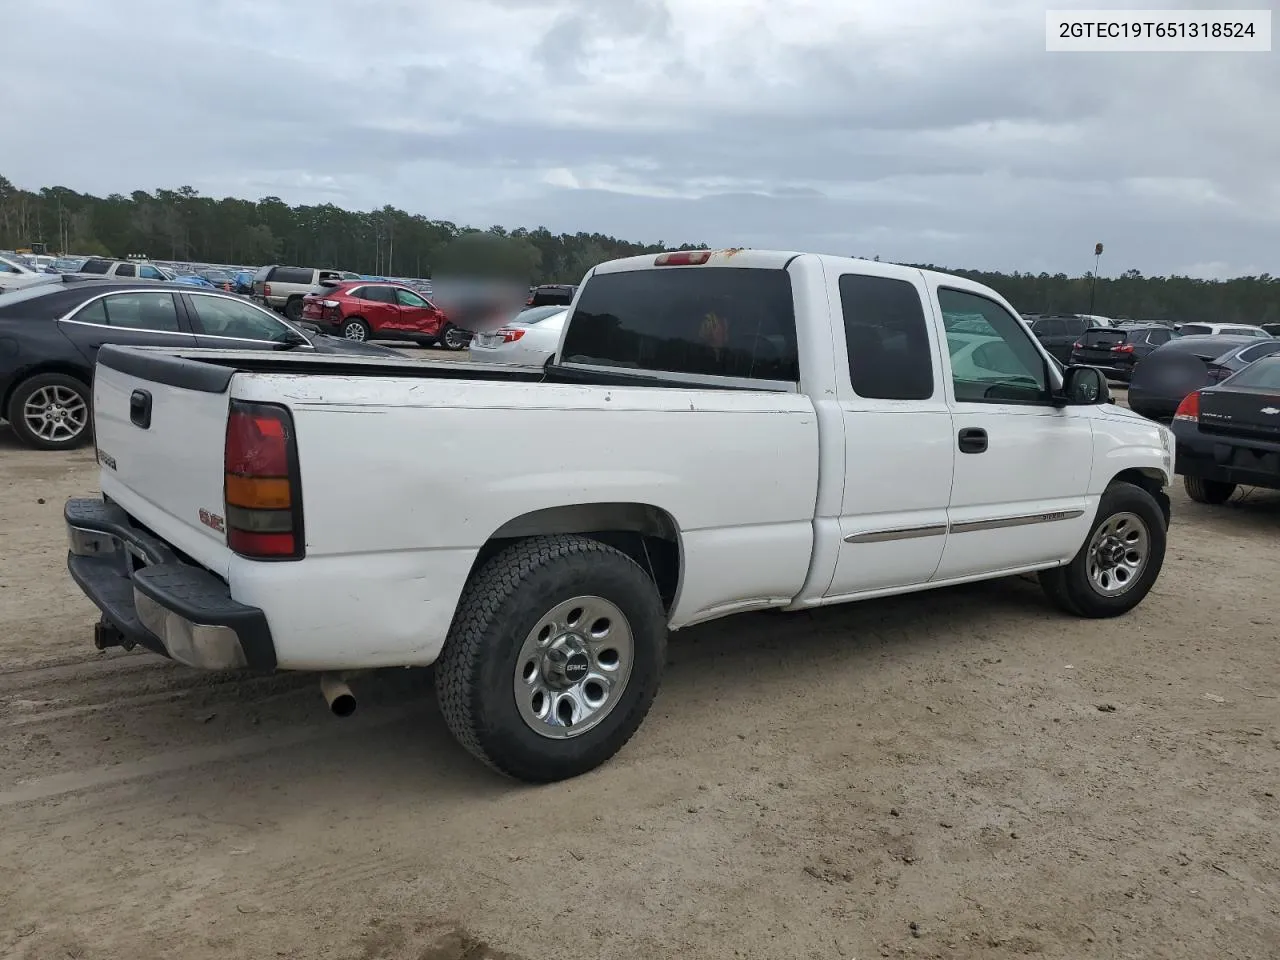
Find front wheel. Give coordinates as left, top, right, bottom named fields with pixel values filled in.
left=6, top=373, right=92, bottom=450
left=439, top=323, right=467, bottom=351
left=434, top=535, right=667, bottom=782
left=1183, top=475, right=1236, bottom=505
left=1039, top=481, right=1167, bottom=618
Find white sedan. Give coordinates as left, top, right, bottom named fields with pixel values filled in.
left=468, top=306, right=567, bottom=366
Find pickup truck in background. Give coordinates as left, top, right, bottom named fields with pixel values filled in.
left=64, top=249, right=1175, bottom=782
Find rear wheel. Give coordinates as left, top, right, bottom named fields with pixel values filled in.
left=284, top=297, right=304, bottom=322
left=1183, top=475, right=1236, bottom=504
left=6, top=373, right=92, bottom=450
left=341, top=318, right=371, bottom=342
left=434, top=535, right=667, bottom=782
left=439, top=323, right=467, bottom=351
left=1039, top=481, right=1166, bottom=618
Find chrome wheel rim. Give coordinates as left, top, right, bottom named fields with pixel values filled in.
left=1086, top=511, right=1149, bottom=597
left=344, top=323, right=366, bottom=341
left=444, top=327, right=464, bottom=349
left=513, top=595, right=633, bottom=740
left=23, top=385, right=88, bottom=443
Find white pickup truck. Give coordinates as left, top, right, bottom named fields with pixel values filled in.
left=65, top=249, right=1174, bottom=781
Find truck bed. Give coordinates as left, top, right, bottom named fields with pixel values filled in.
left=91, top=344, right=821, bottom=669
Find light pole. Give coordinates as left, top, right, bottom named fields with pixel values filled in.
left=1088, top=242, right=1104, bottom=314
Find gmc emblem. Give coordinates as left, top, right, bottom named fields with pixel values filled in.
left=199, top=509, right=226, bottom=533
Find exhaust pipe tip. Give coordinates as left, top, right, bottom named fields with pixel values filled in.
left=320, top=673, right=357, bottom=717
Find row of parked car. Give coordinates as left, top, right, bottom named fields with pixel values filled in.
left=1022, top=311, right=1280, bottom=506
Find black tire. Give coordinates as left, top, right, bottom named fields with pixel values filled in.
left=439, top=323, right=467, bottom=351
left=435, top=535, right=667, bottom=782
left=341, top=318, right=371, bottom=342
left=1039, top=481, right=1167, bottom=618
left=6, top=373, right=92, bottom=451
left=1183, top=475, right=1236, bottom=505
left=284, top=297, right=304, bottom=321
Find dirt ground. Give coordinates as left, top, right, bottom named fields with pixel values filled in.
left=1, top=383, right=1278, bottom=960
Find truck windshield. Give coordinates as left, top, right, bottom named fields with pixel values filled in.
left=561, top=267, right=799, bottom=382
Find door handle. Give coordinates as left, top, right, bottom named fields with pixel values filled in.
left=129, top=389, right=152, bottom=429
left=958, top=427, right=987, bottom=454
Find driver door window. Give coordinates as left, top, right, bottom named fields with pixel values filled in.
left=939, top=288, right=1048, bottom=404
left=188, top=294, right=290, bottom=342
left=395, top=288, right=429, bottom=308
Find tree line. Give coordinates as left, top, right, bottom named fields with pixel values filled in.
left=1, top=175, right=1275, bottom=323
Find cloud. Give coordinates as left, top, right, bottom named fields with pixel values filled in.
left=1, top=0, right=1275, bottom=277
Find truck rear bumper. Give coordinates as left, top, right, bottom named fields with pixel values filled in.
left=65, top=498, right=277, bottom=671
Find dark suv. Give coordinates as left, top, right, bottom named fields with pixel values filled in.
left=1027, top=314, right=1092, bottom=363
left=1069, top=324, right=1176, bottom=381
left=526, top=284, right=577, bottom=307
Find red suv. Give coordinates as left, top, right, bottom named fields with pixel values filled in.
left=300, top=282, right=466, bottom=349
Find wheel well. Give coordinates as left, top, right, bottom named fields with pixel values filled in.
left=2, top=363, right=92, bottom=415
left=469, top=503, right=683, bottom=612
left=1109, top=468, right=1171, bottom=526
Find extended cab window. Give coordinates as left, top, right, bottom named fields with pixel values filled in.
left=114, top=263, right=136, bottom=278
left=73, top=293, right=180, bottom=332
left=561, top=268, right=799, bottom=382
left=939, top=288, right=1048, bottom=404
left=839, top=274, right=933, bottom=400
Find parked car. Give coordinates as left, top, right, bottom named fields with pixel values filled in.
left=1175, top=322, right=1270, bottom=338
left=526, top=283, right=577, bottom=307
left=1027, top=314, right=1093, bottom=363
left=76, top=258, right=171, bottom=281
left=63, top=248, right=1171, bottom=782
left=299, top=281, right=464, bottom=349
left=1126, top=335, right=1275, bottom=420
left=1068, top=324, right=1177, bottom=382
left=251, top=265, right=361, bottom=320
left=1171, top=354, right=1280, bottom=504
left=0, top=253, right=56, bottom=293
left=468, top=306, right=568, bottom=365
left=198, top=269, right=237, bottom=291
left=0, top=279, right=402, bottom=450
left=170, top=274, right=219, bottom=288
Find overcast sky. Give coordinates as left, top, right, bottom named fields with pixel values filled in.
left=5, top=0, right=1276, bottom=278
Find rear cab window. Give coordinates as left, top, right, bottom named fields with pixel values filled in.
left=561, top=267, right=799, bottom=382
left=1179, top=324, right=1213, bottom=337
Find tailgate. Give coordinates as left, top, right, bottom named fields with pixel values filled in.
left=92, top=346, right=235, bottom=577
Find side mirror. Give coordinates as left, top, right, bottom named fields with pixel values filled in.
left=1059, top=365, right=1109, bottom=406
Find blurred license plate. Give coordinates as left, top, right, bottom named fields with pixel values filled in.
left=473, top=335, right=500, bottom=348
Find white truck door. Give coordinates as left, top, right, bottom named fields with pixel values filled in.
left=927, top=280, right=1095, bottom=580
left=820, top=263, right=956, bottom=600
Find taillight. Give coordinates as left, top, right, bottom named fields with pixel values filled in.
left=655, top=250, right=712, bottom=266
left=1111, top=343, right=1135, bottom=354
left=1206, top=364, right=1232, bottom=382
left=319, top=299, right=339, bottom=308
left=264, top=283, right=272, bottom=297
left=224, top=401, right=304, bottom=560
left=1173, top=391, right=1201, bottom=423
left=498, top=327, right=526, bottom=343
